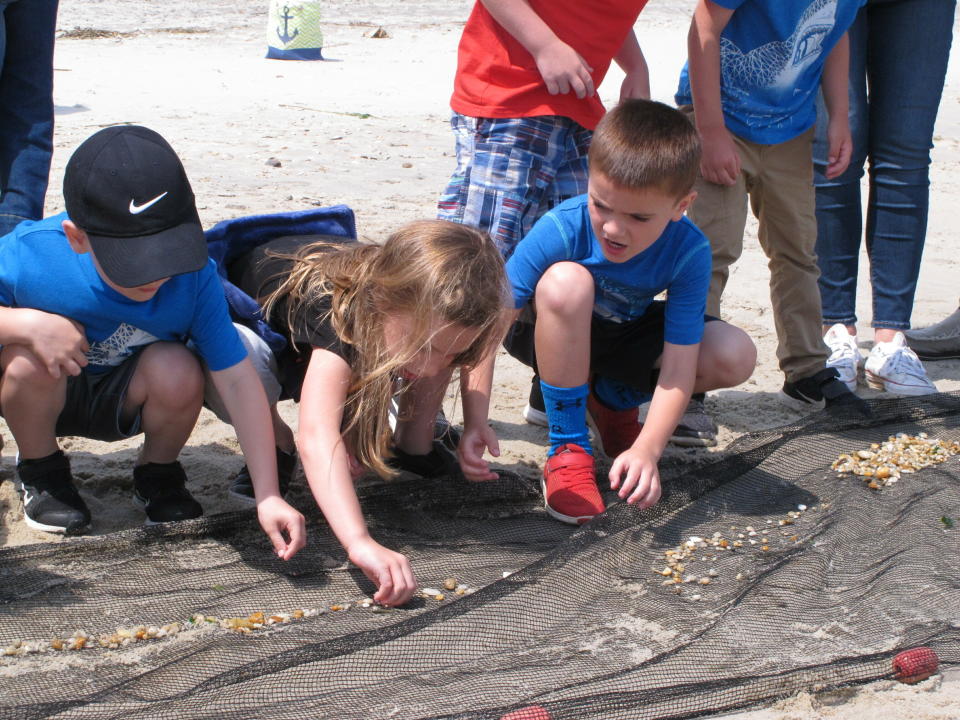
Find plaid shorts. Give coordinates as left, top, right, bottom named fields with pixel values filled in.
left=437, top=113, right=592, bottom=257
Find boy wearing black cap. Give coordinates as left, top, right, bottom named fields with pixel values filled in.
left=0, top=126, right=305, bottom=557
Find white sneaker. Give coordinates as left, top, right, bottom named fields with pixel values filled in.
left=823, top=324, right=861, bottom=393
left=864, top=332, right=938, bottom=396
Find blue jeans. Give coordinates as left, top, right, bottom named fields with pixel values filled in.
left=0, top=0, right=58, bottom=236
left=813, top=0, right=956, bottom=330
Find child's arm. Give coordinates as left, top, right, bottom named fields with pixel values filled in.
left=480, top=0, right=595, bottom=99
left=0, top=306, right=89, bottom=378
left=614, top=29, right=650, bottom=101
left=687, top=0, right=739, bottom=186
left=298, top=347, right=417, bottom=607
left=210, top=358, right=306, bottom=560
left=820, top=31, right=853, bottom=180
left=608, top=341, right=699, bottom=510
left=458, top=308, right=519, bottom=481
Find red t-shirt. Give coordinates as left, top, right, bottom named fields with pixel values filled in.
left=451, top=0, right=649, bottom=131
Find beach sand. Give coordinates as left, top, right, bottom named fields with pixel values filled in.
left=0, top=1, right=958, bottom=717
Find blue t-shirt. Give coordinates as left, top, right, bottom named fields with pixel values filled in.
left=0, top=214, right=247, bottom=374
left=675, top=0, right=865, bottom=144
left=506, top=196, right=712, bottom=345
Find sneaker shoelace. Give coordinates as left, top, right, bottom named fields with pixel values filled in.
left=885, top=344, right=930, bottom=383
left=549, top=453, right=597, bottom=493
left=828, top=336, right=859, bottom=365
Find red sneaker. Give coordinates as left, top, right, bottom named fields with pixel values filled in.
left=541, top=444, right=604, bottom=525
left=586, top=394, right=642, bottom=458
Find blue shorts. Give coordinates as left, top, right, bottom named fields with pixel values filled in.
left=437, top=113, right=592, bottom=258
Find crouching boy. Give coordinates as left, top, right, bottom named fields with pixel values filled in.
left=0, top=126, right=304, bottom=557
left=464, top=100, right=756, bottom=524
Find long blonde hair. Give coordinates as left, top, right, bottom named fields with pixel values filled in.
left=263, top=219, right=508, bottom=477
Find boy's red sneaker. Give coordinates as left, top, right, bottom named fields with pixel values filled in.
left=586, top=393, right=643, bottom=458
left=541, top=444, right=604, bottom=525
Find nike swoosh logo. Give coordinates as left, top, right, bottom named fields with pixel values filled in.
left=129, top=192, right=168, bottom=214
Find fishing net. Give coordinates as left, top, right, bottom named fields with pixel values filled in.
left=1, top=394, right=958, bottom=719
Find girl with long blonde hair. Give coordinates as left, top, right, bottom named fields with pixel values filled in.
left=226, top=219, right=508, bottom=606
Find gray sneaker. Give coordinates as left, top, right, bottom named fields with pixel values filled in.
left=671, top=396, right=718, bottom=447
left=904, top=307, right=960, bottom=360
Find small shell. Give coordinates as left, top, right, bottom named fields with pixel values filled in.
left=443, top=578, right=457, bottom=591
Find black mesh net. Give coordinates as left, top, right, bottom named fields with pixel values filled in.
left=2, top=394, right=958, bottom=719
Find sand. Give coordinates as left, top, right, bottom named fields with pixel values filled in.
left=0, top=1, right=958, bottom=717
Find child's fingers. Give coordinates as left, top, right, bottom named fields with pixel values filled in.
left=398, top=563, right=417, bottom=606
left=266, top=526, right=289, bottom=558
left=487, top=432, right=500, bottom=458
left=628, top=471, right=660, bottom=509
left=608, top=458, right=624, bottom=490
left=372, top=567, right=395, bottom=606
left=632, top=477, right=661, bottom=510
left=618, top=464, right=641, bottom=500
left=283, top=514, right=307, bottom=558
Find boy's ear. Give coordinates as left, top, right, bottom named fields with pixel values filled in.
left=672, top=191, right=697, bottom=220
left=62, top=220, right=91, bottom=254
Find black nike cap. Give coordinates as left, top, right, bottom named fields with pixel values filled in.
left=63, top=125, right=208, bottom=287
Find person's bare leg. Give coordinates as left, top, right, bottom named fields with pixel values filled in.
left=0, top=345, right=65, bottom=459
left=121, top=342, right=204, bottom=465
left=534, top=262, right=593, bottom=388
left=693, top=321, right=757, bottom=393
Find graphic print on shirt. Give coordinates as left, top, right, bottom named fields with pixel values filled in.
left=86, top=323, right=159, bottom=370
left=593, top=273, right=657, bottom=323
left=721, top=0, right=837, bottom=94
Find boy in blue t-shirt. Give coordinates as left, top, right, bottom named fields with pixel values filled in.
left=676, top=0, right=867, bottom=411
left=460, top=100, right=756, bottom=525
left=0, top=126, right=304, bottom=556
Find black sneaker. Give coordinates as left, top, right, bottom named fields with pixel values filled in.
left=17, top=451, right=90, bottom=535
left=388, top=440, right=459, bottom=478
left=671, top=394, right=718, bottom=447
left=780, top=367, right=868, bottom=413
left=523, top=374, right=547, bottom=427
left=133, top=461, right=203, bottom=524
left=229, top=447, right=298, bottom=505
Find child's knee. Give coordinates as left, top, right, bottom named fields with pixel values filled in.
left=0, top=345, right=64, bottom=393
left=535, top=262, right=594, bottom=315
left=137, top=343, right=204, bottom=404
left=702, top=324, right=757, bottom=387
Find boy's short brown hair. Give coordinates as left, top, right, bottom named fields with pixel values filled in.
left=589, top=99, right=701, bottom=198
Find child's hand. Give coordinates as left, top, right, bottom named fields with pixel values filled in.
left=347, top=536, right=417, bottom=607
left=26, top=309, right=89, bottom=378
left=619, top=70, right=650, bottom=101
left=698, top=125, right=741, bottom=186
left=457, top=423, right=500, bottom=482
left=256, top=496, right=307, bottom=561
left=608, top=445, right=662, bottom=510
left=533, top=38, right=595, bottom=99
left=825, top=116, right=853, bottom=180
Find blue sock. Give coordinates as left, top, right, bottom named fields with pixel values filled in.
left=540, top=380, right=592, bottom=455
left=593, top=375, right=652, bottom=411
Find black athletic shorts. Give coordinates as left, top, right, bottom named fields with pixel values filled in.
left=55, top=352, right=144, bottom=441
left=503, top=300, right=719, bottom=393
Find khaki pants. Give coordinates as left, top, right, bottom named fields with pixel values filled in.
left=683, top=110, right=828, bottom=383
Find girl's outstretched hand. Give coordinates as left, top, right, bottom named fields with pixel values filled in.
left=347, top=536, right=417, bottom=607
left=257, top=496, right=307, bottom=560
left=457, top=423, right=500, bottom=482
